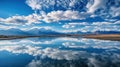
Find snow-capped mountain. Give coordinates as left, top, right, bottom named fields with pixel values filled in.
left=0, top=28, right=62, bottom=36
left=92, top=31, right=120, bottom=34
left=26, top=28, right=62, bottom=35
left=0, top=28, right=30, bottom=35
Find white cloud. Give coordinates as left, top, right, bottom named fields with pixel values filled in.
left=86, top=0, right=120, bottom=18
left=26, top=0, right=42, bottom=10
left=26, top=0, right=120, bottom=18
left=4, top=0, right=120, bottom=23
left=0, top=25, right=17, bottom=30
left=62, top=22, right=89, bottom=29
left=87, top=0, right=107, bottom=13
left=114, top=20, right=120, bottom=24
left=62, top=24, right=75, bottom=29
left=0, top=0, right=119, bottom=25
left=0, top=0, right=119, bottom=33
left=26, top=0, right=56, bottom=10
left=0, top=14, right=41, bottom=25
left=0, top=10, right=90, bottom=24
left=41, top=10, right=90, bottom=23
left=21, top=26, right=52, bottom=31
left=61, top=21, right=120, bottom=33
left=26, top=0, right=84, bottom=11
left=1, top=16, right=119, bottom=33
left=110, top=7, right=120, bottom=17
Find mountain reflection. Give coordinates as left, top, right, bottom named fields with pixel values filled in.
left=0, top=37, right=120, bottom=67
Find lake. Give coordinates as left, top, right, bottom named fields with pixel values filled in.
left=0, top=37, right=120, bottom=67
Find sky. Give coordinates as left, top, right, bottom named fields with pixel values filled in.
left=0, top=0, right=120, bottom=35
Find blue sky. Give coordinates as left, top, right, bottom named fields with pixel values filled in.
left=0, top=0, right=33, bottom=18
left=0, top=0, right=120, bottom=34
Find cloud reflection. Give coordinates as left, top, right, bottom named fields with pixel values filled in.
left=0, top=37, right=120, bottom=67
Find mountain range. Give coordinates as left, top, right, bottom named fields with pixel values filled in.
left=0, top=28, right=62, bottom=36
left=0, top=28, right=120, bottom=36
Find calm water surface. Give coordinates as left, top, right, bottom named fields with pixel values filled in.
left=0, top=37, right=120, bottom=67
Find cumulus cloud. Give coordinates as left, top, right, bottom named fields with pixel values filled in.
left=0, top=14, right=42, bottom=25
left=40, top=10, right=90, bottom=23
left=26, top=0, right=42, bottom=10
left=2, top=19, right=120, bottom=33
left=62, top=22, right=89, bottom=29
left=26, top=0, right=120, bottom=18
left=0, top=10, right=90, bottom=24
left=26, top=0, right=86, bottom=11
left=0, top=25, right=17, bottom=30
left=87, top=0, right=106, bottom=13
left=0, top=0, right=119, bottom=33
left=87, top=0, right=120, bottom=17
left=61, top=21, right=120, bottom=33
left=110, top=7, right=120, bottom=17
left=0, top=0, right=119, bottom=24
left=21, top=26, right=53, bottom=31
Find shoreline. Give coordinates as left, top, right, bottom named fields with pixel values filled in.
left=83, top=34, right=120, bottom=41
left=0, top=34, right=120, bottom=41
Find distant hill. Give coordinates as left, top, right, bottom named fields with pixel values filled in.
left=26, top=28, right=62, bottom=35
left=67, top=31, right=120, bottom=35
left=0, top=28, right=30, bottom=35
left=92, top=31, right=120, bottom=34
left=0, top=28, right=62, bottom=36
left=0, top=28, right=120, bottom=36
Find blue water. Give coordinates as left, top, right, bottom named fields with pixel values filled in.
left=0, top=37, right=120, bottom=67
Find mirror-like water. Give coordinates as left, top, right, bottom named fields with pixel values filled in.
left=0, top=37, right=120, bottom=67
